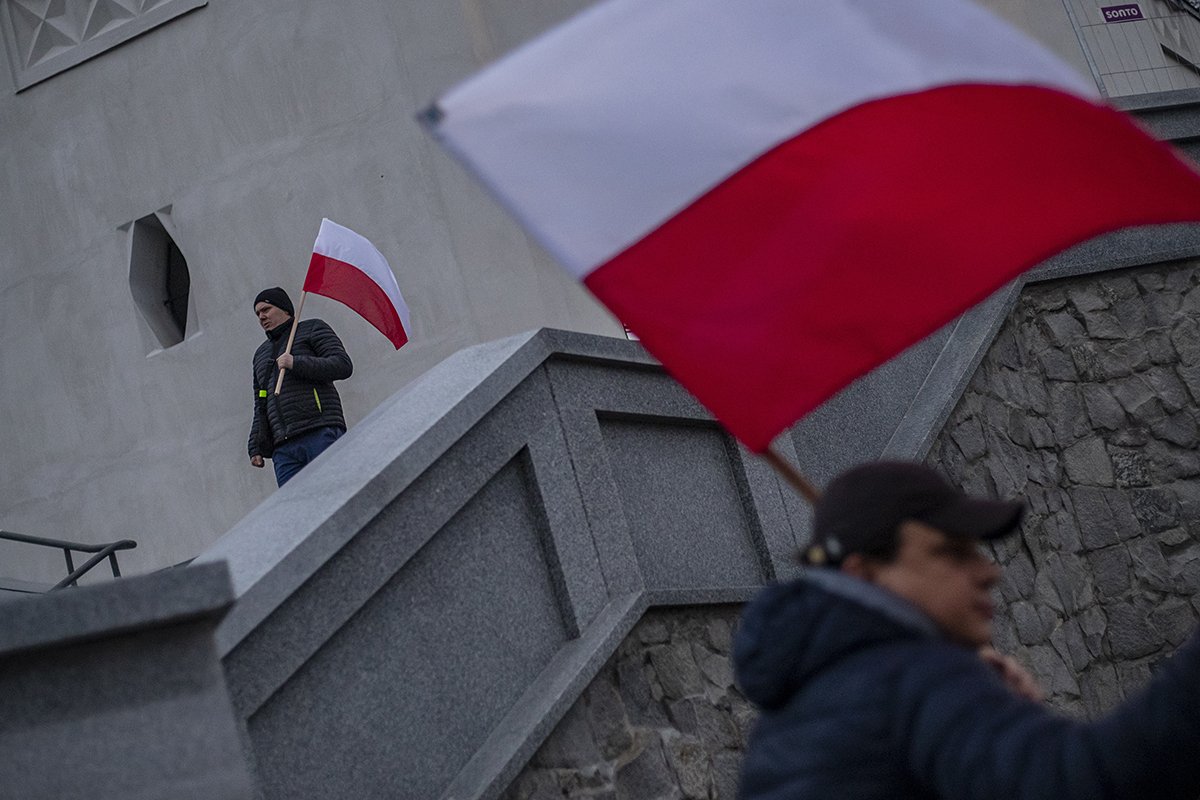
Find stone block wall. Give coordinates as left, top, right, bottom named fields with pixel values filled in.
left=502, top=606, right=753, bottom=800
left=929, top=259, right=1200, bottom=717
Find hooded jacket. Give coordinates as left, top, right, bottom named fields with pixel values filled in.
left=733, top=570, right=1200, bottom=800
left=248, top=318, right=352, bottom=458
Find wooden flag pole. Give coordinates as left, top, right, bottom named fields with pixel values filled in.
left=273, top=291, right=308, bottom=396
left=762, top=446, right=822, bottom=506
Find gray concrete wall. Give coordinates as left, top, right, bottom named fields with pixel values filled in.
left=990, top=0, right=1094, bottom=79
left=0, top=0, right=618, bottom=582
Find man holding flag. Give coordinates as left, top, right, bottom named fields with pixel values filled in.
left=247, top=286, right=353, bottom=487
left=247, top=219, right=411, bottom=487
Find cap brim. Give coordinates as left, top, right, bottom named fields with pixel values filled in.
left=918, top=497, right=1024, bottom=541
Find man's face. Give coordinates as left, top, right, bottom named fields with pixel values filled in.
left=255, top=301, right=290, bottom=332
left=860, top=520, right=1001, bottom=647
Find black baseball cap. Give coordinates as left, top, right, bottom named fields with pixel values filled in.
left=802, top=461, right=1024, bottom=566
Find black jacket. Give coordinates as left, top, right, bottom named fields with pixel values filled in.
left=248, top=318, right=352, bottom=458
left=734, top=570, right=1200, bottom=800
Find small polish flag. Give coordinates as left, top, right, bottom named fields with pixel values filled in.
left=304, top=219, right=411, bottom=349
left=426, top=0, right=1200, bottom=452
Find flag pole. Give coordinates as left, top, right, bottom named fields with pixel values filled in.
left=762, top=446, right=822, bottom=505
left=273, top=291, right=308, bottom=396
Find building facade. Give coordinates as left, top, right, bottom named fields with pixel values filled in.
left=0, top=0, right=1193, bottom=582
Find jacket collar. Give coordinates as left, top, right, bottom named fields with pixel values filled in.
left=800, top=568, right=941, bottom=639
left=265, top=320, right=291, bottom=342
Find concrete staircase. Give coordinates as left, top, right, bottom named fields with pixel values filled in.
left=192, top=318, right=1012, bottom=800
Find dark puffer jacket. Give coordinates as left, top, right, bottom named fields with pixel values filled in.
left=734, top=569, right=1200, bottom=800
left=248, top=318, right=352, bottom=458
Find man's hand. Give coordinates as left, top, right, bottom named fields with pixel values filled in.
left=251, top=455, right=265, bottom=468
left=979, top=645, right=1044, bottom=703
left=276, top=353, right=294, bottom=370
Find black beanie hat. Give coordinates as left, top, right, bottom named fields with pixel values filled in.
left=254, top=287, right=294, bottom=316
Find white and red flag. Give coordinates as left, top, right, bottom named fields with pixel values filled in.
left=305, top=219, right=411, bottom=349
left=427, top=0, right=1200, bottom=452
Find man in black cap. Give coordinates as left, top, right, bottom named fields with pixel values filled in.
left=248, top=287, right=353, bottom=486
left=734, top=461, right=1200, bottom=800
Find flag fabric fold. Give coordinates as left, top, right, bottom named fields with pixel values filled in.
left=429, top=0, right=1200, bottom=451
left=304, top=219, right=411, bottom=350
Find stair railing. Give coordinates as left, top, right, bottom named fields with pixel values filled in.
left=0, top=530, right=137, bottom=591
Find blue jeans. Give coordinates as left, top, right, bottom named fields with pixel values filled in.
left=273, top=426, right=344, bottom=486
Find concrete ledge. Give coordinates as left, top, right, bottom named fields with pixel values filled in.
left=0, top=561, right=234, bottom=657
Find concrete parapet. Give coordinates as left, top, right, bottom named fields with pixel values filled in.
left=0, top=561, right=252, bottom=800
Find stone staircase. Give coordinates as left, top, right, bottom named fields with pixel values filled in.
left=191, top=315, right=1025, bottom=799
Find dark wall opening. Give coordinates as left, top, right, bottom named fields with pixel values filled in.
left=129, top=213, right=190, bottom=349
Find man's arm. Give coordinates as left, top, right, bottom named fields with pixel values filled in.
left=282, top=320, right=353, bottom=383
left=901, top=636, right=1200, bottom=800
left=1084, top=632, right=1200, bottom=799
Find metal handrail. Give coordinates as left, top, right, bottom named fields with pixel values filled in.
left=0, top=530, right=137, bottom=591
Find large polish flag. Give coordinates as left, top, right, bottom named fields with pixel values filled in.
left=428, top=0, right=1200, bottom=452
left=304, top=219, right=411, bottom=349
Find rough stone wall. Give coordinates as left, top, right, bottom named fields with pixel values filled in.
left=929, top=260, right=1200, bottom=717
left=504, top=259, right=1200, bottom=798
left=502, top=606, right=753, bottom=800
